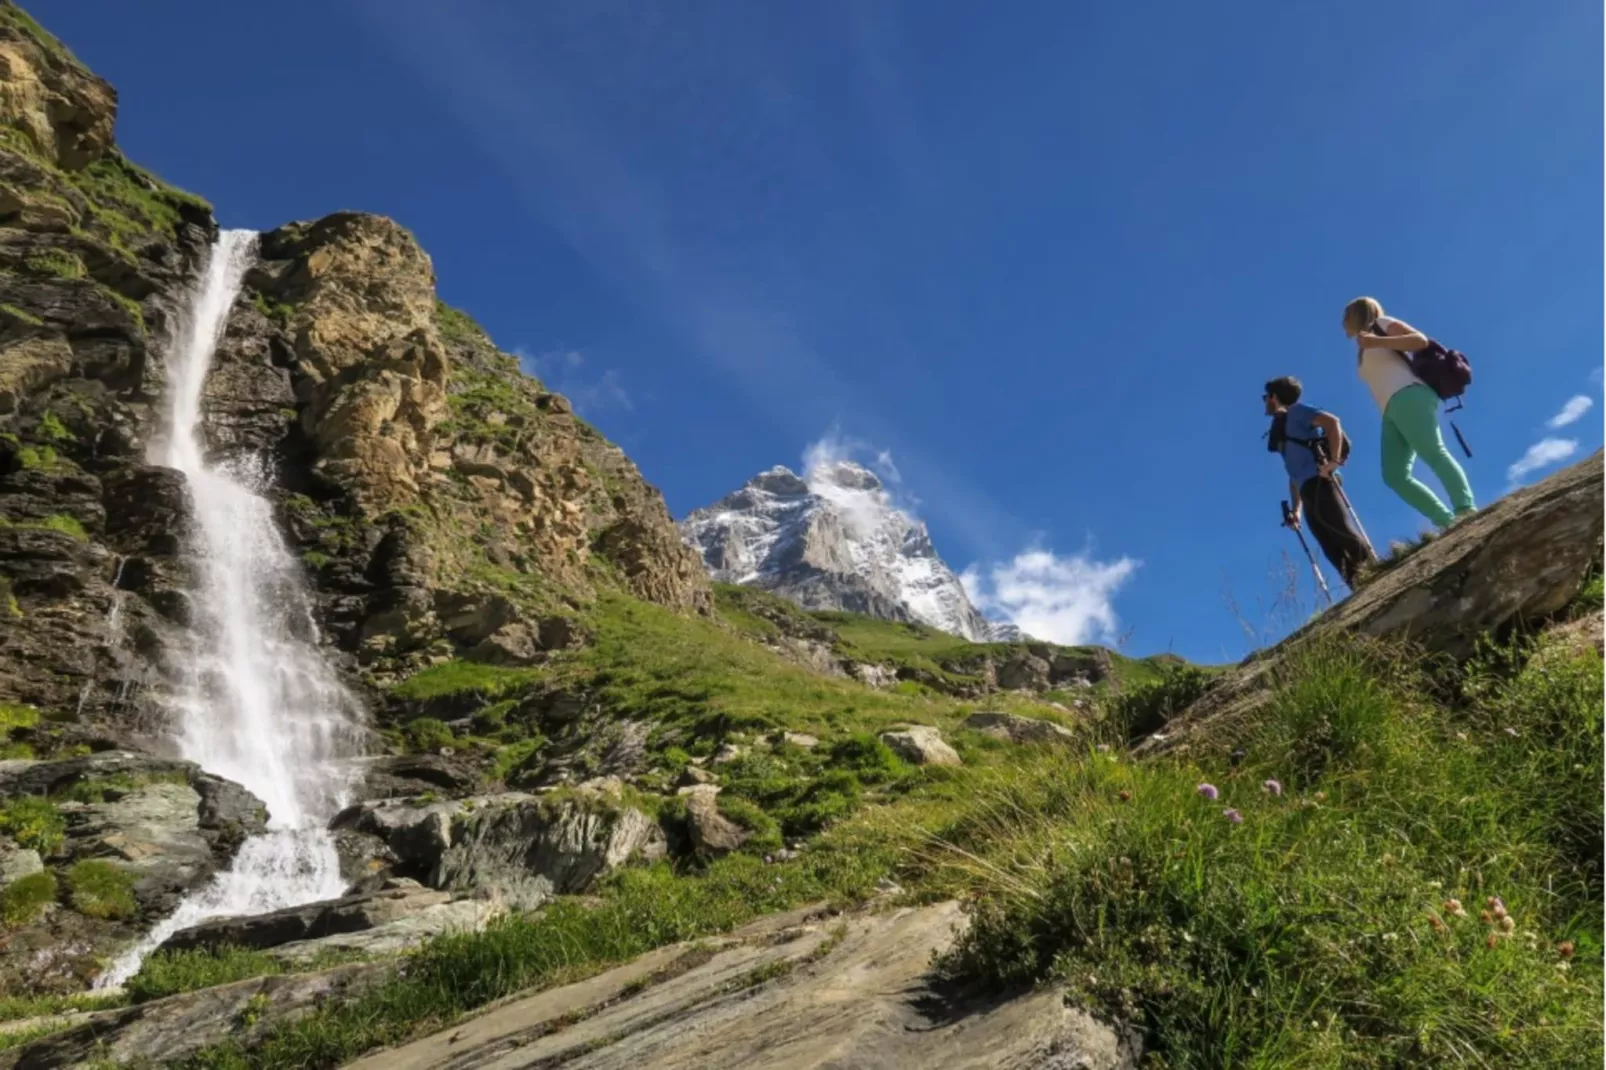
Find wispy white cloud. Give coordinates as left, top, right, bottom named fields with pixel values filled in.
left=1547, top=394, right=1593, bottom=429
left=1507, top=437, right=1578, bottom=485
left=517, top=348, right=634, bottom=416
left=962, top=548, right=1140, bottom=646
left=1590, top=365, right=1603, bottom=387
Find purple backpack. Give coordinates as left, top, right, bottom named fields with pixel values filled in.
left=1375, top=322, right=1473, bottom=457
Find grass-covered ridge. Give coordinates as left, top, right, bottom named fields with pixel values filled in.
left=154, top=585, right=1603, bottom=1069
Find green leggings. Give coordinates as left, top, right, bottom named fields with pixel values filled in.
left=1381, top=384, right=1476, bottom=528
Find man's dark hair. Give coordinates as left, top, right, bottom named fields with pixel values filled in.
left=1265, top=376, right=1302, bottom=406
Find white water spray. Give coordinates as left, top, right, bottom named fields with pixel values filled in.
left=97, top=230, right=364, bottom=988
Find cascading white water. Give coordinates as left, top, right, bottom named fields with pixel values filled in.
left=97, top=230, right=365, bottom=988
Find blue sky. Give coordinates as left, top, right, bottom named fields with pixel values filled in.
left=38, top=0, right=1602, bottom=662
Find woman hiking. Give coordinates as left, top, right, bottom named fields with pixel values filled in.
left=1343, top=296, right=1475, bottom=529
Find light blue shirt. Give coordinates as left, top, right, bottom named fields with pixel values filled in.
left=1279, top=403, right=1329, bottom=486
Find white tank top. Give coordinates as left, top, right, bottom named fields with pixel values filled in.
left=1357, top=314, right=1425, bottom=412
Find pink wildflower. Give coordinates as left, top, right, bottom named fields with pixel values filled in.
left=1196, top=783, right=1219, bottom=801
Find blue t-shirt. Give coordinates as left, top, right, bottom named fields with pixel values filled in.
left=1279, top=403, right=1329, bottom=485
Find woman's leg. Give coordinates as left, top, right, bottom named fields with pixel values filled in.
left=1388, top=385, right=1476, bottom=518
left=1380, top=389, right=1456, bottom=528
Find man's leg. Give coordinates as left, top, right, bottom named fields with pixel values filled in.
left=1301, top=478, right=1368, bottom=586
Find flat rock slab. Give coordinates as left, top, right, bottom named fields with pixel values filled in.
left=0, top=962, right=391, bottom=1070
left=345, top=901, right=1137, bottom=1070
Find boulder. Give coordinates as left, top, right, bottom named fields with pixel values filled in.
left=962, top=711, right=1077, bottom=745
left=681, top=785, right=748, bottom=857
left=1049, top=647, right=1115, bottom=686
left=995, top=652, right=1051, bottom=691
left=878, top=726, right=962, bottom=767
left=329, top=792, right=666, bottom=909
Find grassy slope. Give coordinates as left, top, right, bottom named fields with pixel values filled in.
left=140, top=578, right=1602, bottom=1069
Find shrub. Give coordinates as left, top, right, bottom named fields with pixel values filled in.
left=66, top=859, right=137, bottom=920
left=0, top=871, right=56, bottom=927
left=402, top=718, right=455, bottom=753
left=1105, top=664, right=1215, bottom=742
left=0, top=797, right=65, bottom=855
left=822, top=733, right=908, bottom=786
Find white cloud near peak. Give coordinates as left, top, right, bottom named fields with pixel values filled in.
left=1506, top=437, right=1578, bottom=485
left=1547, top=395, right=1593, bottom=429
left=963, top=548, right=1140, bottom=646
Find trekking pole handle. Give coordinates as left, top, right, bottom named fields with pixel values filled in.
left=1280, top=501, right=1297, bottom=528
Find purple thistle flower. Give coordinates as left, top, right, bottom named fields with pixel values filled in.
left=1196, top=783, right=1219, bottom=801
left=1262, top=779, right=1283, bottom=797
left=1223, top=808, right=1243, bottom=824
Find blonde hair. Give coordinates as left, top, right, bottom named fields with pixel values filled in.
left=1343, top=296, right=1383, bottom=334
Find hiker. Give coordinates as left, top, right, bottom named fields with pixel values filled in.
left=1264, top=376, right=1370, bottom=586
left=1342, top=297, right=1476, bottom=529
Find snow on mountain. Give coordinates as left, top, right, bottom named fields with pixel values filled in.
left=681, top=460, right=1020, bottom=642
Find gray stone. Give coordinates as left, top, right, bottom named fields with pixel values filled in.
left=330, top=793, right=666, bottom=910
left=682, top=785, right=748, bottom=857
left=995, top=652, right=1051, bottom=691
left=0, top=843, right=42, bottom=884
left=879, top=726, right=962, bottom=767
left=963, top=711, right=1077, bottom=746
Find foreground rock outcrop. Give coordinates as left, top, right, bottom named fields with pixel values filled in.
left=345, top=900, right=1139, bottom=1070
left=0, top=752, right=266, bottom=993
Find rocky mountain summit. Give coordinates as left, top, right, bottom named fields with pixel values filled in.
left=682, top=460, right=1017, bottom=642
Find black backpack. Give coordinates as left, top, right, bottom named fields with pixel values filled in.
left=1267, top=412, right=1351, bottom=467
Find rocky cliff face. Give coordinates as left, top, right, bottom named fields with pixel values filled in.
left=0, top=1, right=707, bottom=993
left=682, top=461, right=1012, bottom=641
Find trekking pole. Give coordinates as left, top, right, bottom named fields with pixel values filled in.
left=1282, top=501, right=1333, bottom=606
left=1326, top=472, right=1376, bottom=560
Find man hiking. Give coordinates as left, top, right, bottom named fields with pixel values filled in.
left=1264, top=376, right=1369, bottom=587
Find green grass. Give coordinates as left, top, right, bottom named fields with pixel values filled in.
left=931, top=634, right=1604, bottom=1069
left=0, top=303, right=43, bottom=326
left=35, top=513, right=87, bottom=541
left=65, top=153, right=210, bottom=252
left=0, top=703, right=40, bottom=734
left=64, top=860, right=136, bottom=920
left=0, top=990, right=124, bottom=1025
left=35, top=411, right=73, bottom=443
left=126, top=948, right=293, bottom=1005
left=249, top=291, right=296, bottom=328
left=0, top=872, right=56, bottom=928
left=20, top=248, right=83, bottom=279
left=390, top=660, right=542, bottom=702
left=0, top=3, right=81, bottom=62
left=435, top=299, right=488, bottom=346
left=0, top=797, right=64, bottom=855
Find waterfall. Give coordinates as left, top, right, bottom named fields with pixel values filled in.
left=96, top=230, right=365, bottom=988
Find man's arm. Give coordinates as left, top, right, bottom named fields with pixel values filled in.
left=1311, top=411, right=1344, bottom=474
left=1288, top=477, right=1303, bottom=523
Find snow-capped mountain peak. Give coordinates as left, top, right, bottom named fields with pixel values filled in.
left=681, top=460, right=1017, bottom=642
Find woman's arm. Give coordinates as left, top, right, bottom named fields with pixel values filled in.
left=1356, top=317, right=1428, bottom=352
